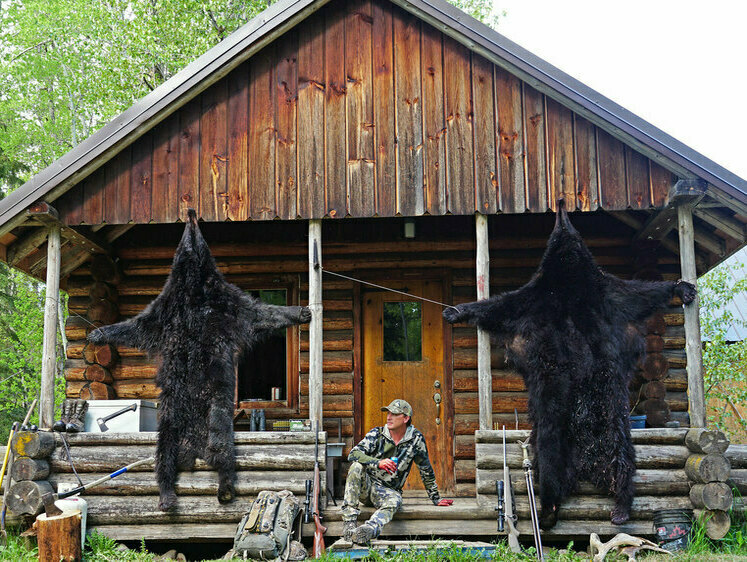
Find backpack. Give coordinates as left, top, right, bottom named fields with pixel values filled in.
left=229, top=490, right=306, bottom=561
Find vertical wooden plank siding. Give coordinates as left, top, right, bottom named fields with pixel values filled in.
left=650, top=162, right=674, bottom=208
left=372, top=0, right=396, bottom=216
left=494, top=67, right=525, bottom=214
left=55, top=184, right=83, bottom=225
left=393, top=9, right=424, bottom=215
left=249, top=46, right=276, bottom=220
left=597, top=129, right=627, bottom=209
left=297, top=13, right=327, bottom=218
left=421, top=26, right=446, bottom=215
left=199, top=80, right=228, bottom=221
left=444, top=38, right=475, bottom=215
left=152, top=114, right=179, bottom=223
left=275, top=32, right=299, bottom=221
left=325, top=4, right=348, bottom=218
left=545, top=97, right=575, bottom=211
left=625, top=146, right=651, bottom=209
left=346, top=0, right=375, bottom=216
left=227, top=62, right=250, bottom=222
left=178, top=99, right=201, bottom=220
left=130, top=132, right=153, bottom=223
left=471, top=55, right=497, bottom=214
left=110, top=147, right=133, bottom=224
left=522, top=85, right=547, bottom=213
left=573, top=115, right=599, bottom=211
left=82, top=167, right=105, bottom=225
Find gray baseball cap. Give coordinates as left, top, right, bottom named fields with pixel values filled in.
left=381, top=399, right=413, bottom=417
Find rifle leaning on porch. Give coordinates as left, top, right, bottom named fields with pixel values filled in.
left=311, top=421, right=326, bottom=557
left=501, top=426, right=521, bottom=553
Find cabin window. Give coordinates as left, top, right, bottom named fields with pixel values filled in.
left=383, top=301, right=422, bottom=361
left=235, top=279, right=299, bottom=409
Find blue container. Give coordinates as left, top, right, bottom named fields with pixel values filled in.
left=630, top=415, right=646, bottom=429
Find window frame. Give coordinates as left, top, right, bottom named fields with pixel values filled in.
left=234, top=275, right=300, bottom=411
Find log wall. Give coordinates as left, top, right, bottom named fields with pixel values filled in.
left=52, top=0, right=674, bottom=226
left=476, top=428, right=733, bottom=540
left=6, top=432, right=325, bottom=542
left=63, top=215, right=689, bottom=496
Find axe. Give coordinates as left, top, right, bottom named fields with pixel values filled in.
left=97, top=403, right=137, bottom=432
left=42, top=457, right=154, bottom=516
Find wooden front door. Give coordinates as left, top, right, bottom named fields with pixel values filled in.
left=362, top=280, right=454, bottom=494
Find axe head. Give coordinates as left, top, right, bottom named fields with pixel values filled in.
left=97, top=417, right=109, bottom=432
left=41, top=492, right=63, bottom=517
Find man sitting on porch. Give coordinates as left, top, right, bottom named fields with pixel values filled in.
left=342, top=399, right=452, bottom=544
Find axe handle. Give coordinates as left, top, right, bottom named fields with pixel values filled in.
left=99, top=403, right=137, bottom=425
left=58, top=457, right=155, bottom=499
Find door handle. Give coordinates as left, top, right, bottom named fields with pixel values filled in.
left=433, top=392, right=442, bottom=425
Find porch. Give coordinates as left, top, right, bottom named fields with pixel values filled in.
left=5, top=427, right=737, bottom=543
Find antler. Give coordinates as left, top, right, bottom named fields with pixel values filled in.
left=590, top=533, right=673, bottom=561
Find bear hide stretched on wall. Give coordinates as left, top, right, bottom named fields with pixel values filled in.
left=89, top=210, right=311, bottom=511
left=443, top=200, right=696, bottom=528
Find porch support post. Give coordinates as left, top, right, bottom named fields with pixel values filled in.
left=308, top=220, right=323, bottom=426
left=476, top=213, right=492, bottom=430
left=40, top=225, right=61, bottom=429
left=677, top=203, right=706, bottom=427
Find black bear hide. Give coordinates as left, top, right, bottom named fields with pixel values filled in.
left=89, top=210, right=311, bottom=510
left=443, top=200, right=696, bottom=527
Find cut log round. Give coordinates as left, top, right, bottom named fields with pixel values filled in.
left=34, top=509, right=82, bottom=562
left=641, top=399, right=670, bottom=427
left=11, top=457, right=50, bottom=481
left=83, top=364, right=113, bottom=384
left=642, top=354, right=669, bottom=381
left=726, top=445, right=747, bottom=469
left=689, top=482, right=733, bottom=511
left=88, top=282, right=118, bottom=302
left=645, top=335, right=664, bottom=353
left=685, top=428, right=730, bottom=455
left=82, top=343, right=119, bottom=368
left=645, top=313, right=667, bottom=336
left=86, top=300, right=119, bottom=324
left=12, top=431, right=55, bottom=459
left=6, top=480, right=54, bottom=516
left=694, top=509, right=731, bottom=540
left=641, top=381, right=666, bottom=400
left=90, top=255, right=121, bottom=285
left=685, top=454, right=731, bottom=483
left=79, top=382, right=116, bottom=400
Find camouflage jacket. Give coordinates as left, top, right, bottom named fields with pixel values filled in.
left=348, top=425, right=441, bottom=505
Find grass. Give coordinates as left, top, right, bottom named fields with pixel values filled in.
left=2, top=509, right=747, bottom=561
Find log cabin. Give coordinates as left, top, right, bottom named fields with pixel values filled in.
left=0, top=0, right=746, bottom=545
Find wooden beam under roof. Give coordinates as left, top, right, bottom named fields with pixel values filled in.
left=59, top=224, right=135, bottom=278
left=693, top=207, right=746, bottom=243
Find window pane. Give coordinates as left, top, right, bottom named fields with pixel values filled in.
left=237, top=289, right=288, bottom=401
left=383, top=302, right=422, bottom=361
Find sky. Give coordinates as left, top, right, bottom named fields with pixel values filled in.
left=490, top=1, right=747, bottom=339
left=492, top=0, right=747, bottom=181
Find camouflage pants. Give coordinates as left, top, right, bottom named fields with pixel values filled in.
left=341, top=462, right=403, bottom=534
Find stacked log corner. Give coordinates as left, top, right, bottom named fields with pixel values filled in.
left=6, top=431, right=55, bottom=518
left=475, top=429, right=692, bottom=537
left=685, top=428, right=733, bottom=540
left=65, top=255, right=121, bottom=400
left=628, top=242, right=689, bottom=428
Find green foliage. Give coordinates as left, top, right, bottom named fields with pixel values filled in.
left=0, top=262, right=65, bottom=441
left=699, top=260, right=747, bottom=441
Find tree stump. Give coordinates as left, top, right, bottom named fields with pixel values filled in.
left=34, top=510, right=82, bottom=562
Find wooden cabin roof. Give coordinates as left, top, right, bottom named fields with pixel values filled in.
left=0, top=0, right=745, bottom=277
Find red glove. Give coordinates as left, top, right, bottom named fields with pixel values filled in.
left=437, top=499, right=453, bottom=506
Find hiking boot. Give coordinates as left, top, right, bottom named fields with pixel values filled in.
left=351, top=523, right=378, bottom=545
left=342, top=520, right=357, bottom=542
